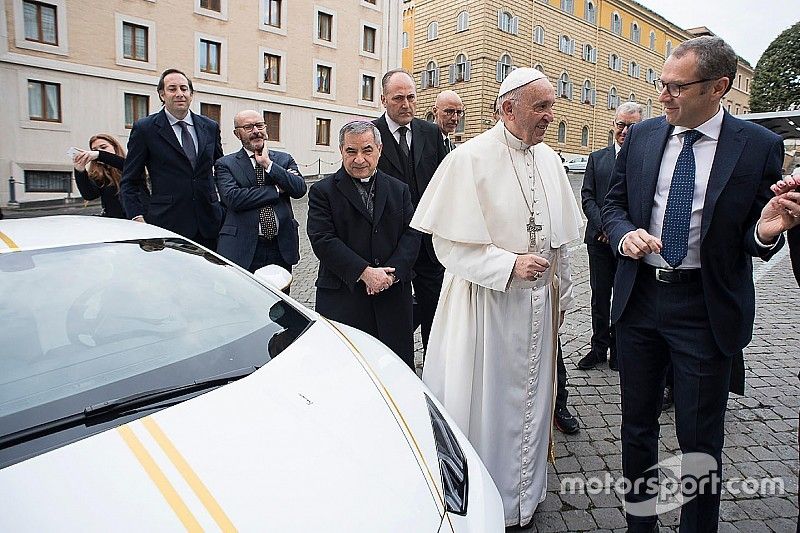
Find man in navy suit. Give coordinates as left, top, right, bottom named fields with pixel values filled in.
left=372, top=69, right=447, bottom=354
left=214, top=110, right=306, bottom=276
left=578, top=102, right=642, bottom=371
left=602, top=37, right=794, bottom=532
left=308, top=121, right=421, bottom=369
left=120, top=69, right=224, bottom=250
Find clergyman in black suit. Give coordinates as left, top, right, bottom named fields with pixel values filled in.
left=120, top=68, right=224, bottom=250
left=372, top=69, right=447, bottom=353
left=432, top=89, right=464, bottom=154
left=214, top=110, right=306, bottom=276
left=601, top=36, right=794, bottom=532
left=577, top=102, right=642, bottom=371
left=307, top=121, right=421, bottom=369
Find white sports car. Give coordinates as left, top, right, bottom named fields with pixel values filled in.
left=0, top=216, right=504, bottom=532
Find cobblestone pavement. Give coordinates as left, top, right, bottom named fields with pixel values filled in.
left=5, top=172, right=798, bottom=532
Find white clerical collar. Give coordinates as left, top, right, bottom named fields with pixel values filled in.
left=352, top=170, right=377, bottom=183
left=671, top=105, right=723, bottom=141
left=499, top=122, right=532, bottom=151
left=165, top=108, right=193, bottom=126
left=384, top=114, right=410, bottom=135
left=614, top=142, right=622, bottom=155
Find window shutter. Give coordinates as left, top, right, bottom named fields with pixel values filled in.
left=434, top=68, right=440, bottom=87
left=591, top=48, right=597, bottom=63
left=497, top=10, right=503, bottom=29
left=567, top=82, right=573, bottom=100
left=464, top=61, right=471, bottom=81
left=511, top=16, right=519, bottom=35
left=569, top=39, right=575, bottom=55
left=608, top=54, right=613, bottom=68
left=591, top=89, right=596, bottom=105
left=421, top=70, right=429, bottom=89
left=496, top=62, right=503, bottom=82
left=449, top=64, right=456, bottom=84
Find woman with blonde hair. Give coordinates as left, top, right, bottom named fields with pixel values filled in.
left=72, top=133, right=139, bottom=218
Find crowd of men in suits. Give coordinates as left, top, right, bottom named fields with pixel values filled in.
left=112, top=35, right=800, bottom=530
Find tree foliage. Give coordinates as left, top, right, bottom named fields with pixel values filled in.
left=750, top=21, right=800, bottom=112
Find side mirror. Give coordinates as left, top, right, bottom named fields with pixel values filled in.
left=253, top=264, right=293, bottom=292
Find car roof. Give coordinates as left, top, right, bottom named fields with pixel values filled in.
left=0, top=215, right=178, bottom=253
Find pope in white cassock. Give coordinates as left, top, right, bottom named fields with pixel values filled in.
left=410, top=68, right=583, bottom=527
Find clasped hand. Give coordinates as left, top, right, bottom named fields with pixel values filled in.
left=513, top=254, right=550, bottom=281
left=360, top=266, right=396, bottom=295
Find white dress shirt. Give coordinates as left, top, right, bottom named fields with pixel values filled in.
left=164, top=109, right=198, bottom=152
left=384, top=114, right=413, bottom=149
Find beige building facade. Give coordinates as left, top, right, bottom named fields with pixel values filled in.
left=0, top=0, right=402, bottom=206
left=410, top=0, right=752, bottom=156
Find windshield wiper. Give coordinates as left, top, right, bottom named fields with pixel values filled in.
left=0, top=366, right=258, bottom=449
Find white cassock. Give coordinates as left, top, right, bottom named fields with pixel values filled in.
left=411, top=122, right=583, bottom=527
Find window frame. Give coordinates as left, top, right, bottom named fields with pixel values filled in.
left=315, top=117, right=332, bottom=147
left=313, top=6, right=337, bottom=48
left=199, top=102, right=221, bottom=126
left=263, top=110, right=281, bottom=143
left=259, top=47, right=287, bottom=92
left=313, top=59, right=336, bottom=100
left=124, top=93, right=150, bottom=129
left=14, top=0, right=68, bottom=55
left=427, top=21, right=438, bottom=41
left=22, top=0, right=57, bottom=45
left=359, top=71, right=379, bottom=107
left=195, top=32, right=227, bottom=82
left=360, top=21, right=380, bottom=58
left=194, top=0, right=228, bottom=21
left=24, top=170, right=72, bottom=193
left=456, top=10, right=469, bottom=32
left=114, top=14, right=157, bottom=71
left=27, top=79, right=61, bottom=123
left=260, top=0, right=287, bottom=36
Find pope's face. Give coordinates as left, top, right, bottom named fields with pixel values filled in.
left=503, top=81, right=555, bottom=145
left=341, top=131, right=382, bottom=179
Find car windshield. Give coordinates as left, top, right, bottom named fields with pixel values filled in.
left=0, top=238, right=311, bottom=461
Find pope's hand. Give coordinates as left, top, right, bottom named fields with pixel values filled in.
left=513, top=254, right=549, bottom=281
left=622, top=229, right=662, bottom=259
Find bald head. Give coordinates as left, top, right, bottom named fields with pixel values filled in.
left=233, top=109, right=267, bottom=152
left=433, top=90, right=464, bottom=135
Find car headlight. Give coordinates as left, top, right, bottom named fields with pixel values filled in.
left=425, top=394, right=468, bottom=515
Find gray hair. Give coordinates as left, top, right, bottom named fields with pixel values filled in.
left=672, top=36, right=737, bottom=96
left=615, top=102, right=643, bottom=118
left=339, top=120, right=382, bottom=148
left=497, top=85, right=527, bottom=118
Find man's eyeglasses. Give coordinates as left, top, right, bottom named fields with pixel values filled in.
left=614, top=121, right=637, bottom=130
left=442, top=108, right=465, bottom=117
left=653, top=78, right=715, bottom=98
left=236, top=122, right=267, bottom=133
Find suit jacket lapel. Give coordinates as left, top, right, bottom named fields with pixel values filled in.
left=640, top=120, right=672, bottom=225
left=410, top=118, right=424, bottom=171
left=335, top=169, right=372, bottom=222
left=701, top=113, right=745, bottom=243
left=235, top=148, right=258, bottom=187
left=376, top=116, right=405, bottom=177
left=155, top=110, right=186, bottom=159
left=372, top=171, right=388, bottom=225
left=192, top=112, right=207, bottom=161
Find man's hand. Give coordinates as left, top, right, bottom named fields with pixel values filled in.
left=254, top=149, right=272, bottom=170
left=359, top=266, right=396, bottom=295
left=513, top=254, right=550, bottom=281
left=132, top=215, right=145, bottom=223
left=596, top=232, right=609, bottom=244
left=758, top=188, right=800, bottom=242
left=621, top=229, right=662, bottom=259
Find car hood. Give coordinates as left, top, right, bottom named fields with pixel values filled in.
left=0, top=321, right=443, bottom=532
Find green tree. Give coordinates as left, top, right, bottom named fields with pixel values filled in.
left=750, top=21, right=800, bottom=112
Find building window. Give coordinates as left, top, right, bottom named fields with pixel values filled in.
left=582, top=80, right=595, bottom=105
left=608, top=86, right=618, bottom=109
left=557, top=122, right=566, bottom=143
left=609, top=53, right=621, bottom=71
left=264, top=0, right=281, bottom=28
left=735, top=104, right=740, bottom=115
left=646, top=68, right=655, bottom=83
left=649, top=31, right=656, bottom=50
left=608, top=130, right=614, bottom=146
left=362, top=26, right=376, bottom=53
left=457, top=10, right=469, bottom=31
left=425, top=111, right=435, bottom=122
left=317, top=12, right=333, bottom=41
left=497, top=11, right=517, bottom=34
left=557, top=72, right=572, bottom=99
left=264, top=52, right=280, bottom=84
left=583, top=43, right=597, bottom=63
left=263, top=111, right=280, bottom=141
left=427, top=21, right=438, bottom=41
left=584, top=1, right=596, bottom=24
left=665, top=40, right=672, bottom=58
left=561, top=0, right=574, bottom=14
left=450, top=53, right=470, bottom=83
left=533, top=25, right=544, bottom=45
left=559, top=35, right=575, bottom=55
left=581, top=126, right=589, bottom=147
left=496, top=53, right=513, bottom=82
left=124, top=93, right=149, bottom=128
left=402, top=31, right=408, bottom=48
left=629, top=93, right=636, bottom=102
left=630, top=22, right=640, bottom=43
left=534, top=64, right=544, bottom=75
left=24, top=170, right=71, bottom=193
left=122, top=22, right=148, bottom=62
left=611, top=12, right=622, bottom=35
left=23, top=0, right=58, bottom=45
left=27, top=80, right=61, bottom=122
left=315, top=118, right=331, bottom=146
left=746, top=78, right=750, bottom=93
left=200, top=0, right=220, bottom=11
left=316, top=65, right=332, bottom=94
left=628, top=61, right=640, bottom=78
left=361, top=74, right=375, bottom=101
left=422, top=61, right=439, bottom=88
left=200, top=102, right=221, bottom=125
left=199, top=39, right=221, bottom=74
left=645, top=98, right=653, bottom=118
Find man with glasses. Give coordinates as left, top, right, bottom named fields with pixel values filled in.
left=215, top=110, right=306, bottom=277
left=602, top=37, right=792, bottom=532
left=432, top=90, right=464, bottom=153
left=121, top=68, right=225, bottom=250
left=578, top=102, right=642, bottom=372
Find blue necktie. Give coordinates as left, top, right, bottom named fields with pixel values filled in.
left=177, top=120, right=197, bottom=167
left=661, top=129, right=703, bottom=268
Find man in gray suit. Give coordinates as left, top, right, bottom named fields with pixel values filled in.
left=215, top=110, right=307, bottom=276
left=578, top=102, right=642, bottom=370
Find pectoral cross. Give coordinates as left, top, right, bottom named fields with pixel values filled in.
left=527, top=216, right=542, bottom=248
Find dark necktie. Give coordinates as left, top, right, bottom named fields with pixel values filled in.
left=398, top=126, right=410, bottom=158
left=661, top=129, right=703, bottom=268
left=176, top=120, right=197, bottom=167
left=253, top=157, right=278, bottom=238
